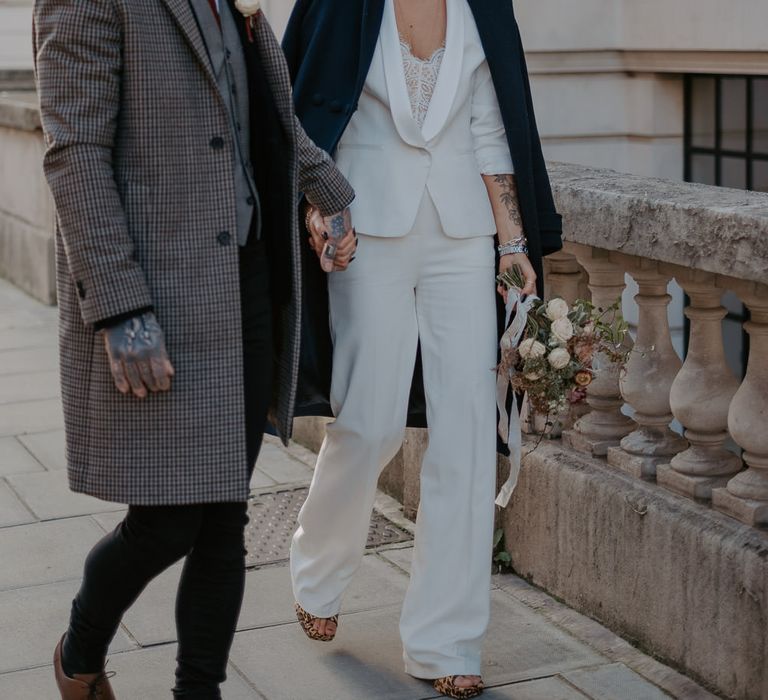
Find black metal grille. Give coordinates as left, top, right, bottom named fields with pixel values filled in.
left=684, top=75, right=768, bottom=191
left=244, top=487, right=413, bottom=568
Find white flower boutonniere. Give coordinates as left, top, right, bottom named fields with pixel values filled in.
left=235, top=0, right=261, bottom=16
left=235, top=0, right=261, bottom=42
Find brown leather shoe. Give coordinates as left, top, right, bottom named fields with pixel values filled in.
left=53, top=636, right=116, bottom=700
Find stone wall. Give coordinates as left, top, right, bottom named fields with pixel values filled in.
left=0, top=93, right=55, bottom=304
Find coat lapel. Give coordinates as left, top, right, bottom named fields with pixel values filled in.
left=356, top=0, right=385, bottom=95
left=466, top=0, right=530, bottom=165
left=421, top=0, right=464, bottom=142
left=380, top=0, right=426, bottom=148
left=161, top=0, right=218, bottom=86
left=251, top=14, right=296, bottom=140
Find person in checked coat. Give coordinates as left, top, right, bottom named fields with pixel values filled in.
left=33, top=0, right=355, bottom=697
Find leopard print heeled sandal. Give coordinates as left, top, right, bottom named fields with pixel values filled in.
left=433, top=676, right=485, bottom=699
left=295, top=603, right=339, bottom=642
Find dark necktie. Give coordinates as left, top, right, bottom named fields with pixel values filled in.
left=207, top=0, right=221, bottom=27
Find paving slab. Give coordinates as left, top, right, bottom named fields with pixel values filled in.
left=255, top=441, right=313, bottom=485
left=0, top=326, right=58, bottom=351
left=230, top=608, right=429, bottom=700
left=6, top=469, right=126, bottom=520
left=17, top=429, right=67, bottom=470
left=0, top=397, right=64, bottom=437
left=122, top=553, right=409, bottom=646
left=562, top=663, right=672, bottom=700
left=378, top=544, right=414, bottom=574
left=250, top=468, right=276, bottom=490
left=0, top=517, right=104, bottom=591
left=0, top=580, right=135, bottom=673
left=229, top=590, right=607, bottom=700
left=0, top=347, right=59, bottom=375
left=0, top=281, right=56, bottom=328
left=469, top=677, right=590, bottom=699
left=0, top=436, right=44, bottom=476
left=0, top=308, right=51, bottom=333
left=0, top=370, right=59, bottom=404
left=91, top=510, right=126, bottom=533
left=0, top=645, right=259, bottom=700
left=492, top=575, right=717, bottom=700
left=0, top=479, right=35, bottom=526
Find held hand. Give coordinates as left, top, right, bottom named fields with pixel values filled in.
left=497, top=253, right=537, bottom=303
left=306, top=206, right=357, bottom=272
left=305, top=205, right=326, bottom=258
left=329, top=224, right=357, bottom=271
left=100, top=312, right=175, bottom=398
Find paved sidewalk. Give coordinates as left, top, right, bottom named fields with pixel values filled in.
left=0, top=278, right=717, bottom=700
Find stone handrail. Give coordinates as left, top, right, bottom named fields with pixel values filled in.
left=543, top=162, right=768, bottom=527
left=549, top=161, right=768, bottom=284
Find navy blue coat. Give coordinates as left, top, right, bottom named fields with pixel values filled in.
left=283, top=0, right=563, bottom=425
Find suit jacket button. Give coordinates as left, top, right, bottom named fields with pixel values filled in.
left=217, top=231, right=231, bottom=246
left=246, top=196, right=255, bottom=206
left=210, top=136, right=225, bottom=150
left=312, top=93, right=325, bottom=106
left=329, top=100, right=343, bottom=113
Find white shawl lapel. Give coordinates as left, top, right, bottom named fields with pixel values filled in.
left=380, top=0, right=465, bottom=146
left=422, top=0, right=464, bottom=142
left=380, top=0, right=425, bottom=147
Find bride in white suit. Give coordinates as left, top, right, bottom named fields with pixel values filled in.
left=288, top=0, right=550, bottom=697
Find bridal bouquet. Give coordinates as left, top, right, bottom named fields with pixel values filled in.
left=494, top=266, right=630, bottom=506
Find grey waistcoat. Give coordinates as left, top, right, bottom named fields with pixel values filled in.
left=190, top=0, right=261, bottom=245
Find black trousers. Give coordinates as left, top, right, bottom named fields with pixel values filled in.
left=63, top=245, right=273, bottom=699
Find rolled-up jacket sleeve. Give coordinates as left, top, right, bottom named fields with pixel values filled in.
left=471, top=60, right=515, bottom=176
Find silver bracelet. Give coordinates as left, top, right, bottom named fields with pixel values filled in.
left=498, top=237, right=528, bottom=257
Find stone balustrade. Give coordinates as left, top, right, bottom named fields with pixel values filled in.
left=547, top=162, right=768, bottom=527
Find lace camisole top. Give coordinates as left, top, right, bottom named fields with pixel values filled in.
left=400, top=38, right=446, bottom=128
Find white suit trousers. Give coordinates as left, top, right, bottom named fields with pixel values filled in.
left=290, top=193, right=498, bottom=678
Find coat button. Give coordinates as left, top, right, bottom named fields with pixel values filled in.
left=210, top=136, right=225, bottom=150
left=217, top=231, right=231, bottom=246
left=329, top=100, right=343, bottom=113
left=312, top=93, right=325, bottom=106
left=76, top=281, right=86, bottom=299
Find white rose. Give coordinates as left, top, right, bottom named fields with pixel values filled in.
left=519, top=338, right=546, bottom=359
left=546, top=298, right=569, bottom=321
left=551, top=318, right=574, bottom=345
left=524, top=371, right=543, bottom=381
left=235, top=0, right=261, bottom=16
left=548, top=347, right=571, bottom=370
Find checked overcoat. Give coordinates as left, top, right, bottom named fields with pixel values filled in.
left=32, top=0, right=354, bottom=505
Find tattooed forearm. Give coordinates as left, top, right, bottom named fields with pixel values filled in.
left=493, top=174, right=523, bottom=229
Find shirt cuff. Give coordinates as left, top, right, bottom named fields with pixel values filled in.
left=93, top=306, right=154, bottom=332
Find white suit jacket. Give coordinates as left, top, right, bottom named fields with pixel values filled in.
left=334, top=0, right=514, bottom=239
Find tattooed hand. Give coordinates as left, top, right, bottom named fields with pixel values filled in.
left=100, top=312, right=175, bottom=398
left=320, top=208, right=355, bottom=272
left=306, top=205, right=357, bottom=272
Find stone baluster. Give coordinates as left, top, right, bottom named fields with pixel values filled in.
left=562, top=244, right=635, bottom=456
left=713, top=282, right=768, bottom=526
left=538, top=246, right=588, bottom=434
left=544, top=246, right=583, bottom=305
left=607, top=258, right=687, bottom=479
left=657, top=269, right=741, bottom=499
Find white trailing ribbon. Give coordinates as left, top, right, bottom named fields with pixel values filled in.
left=495, top=288, right=539, bottom=507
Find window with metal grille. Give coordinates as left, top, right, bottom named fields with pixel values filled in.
left=683, top=75, right=767, bottom=376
